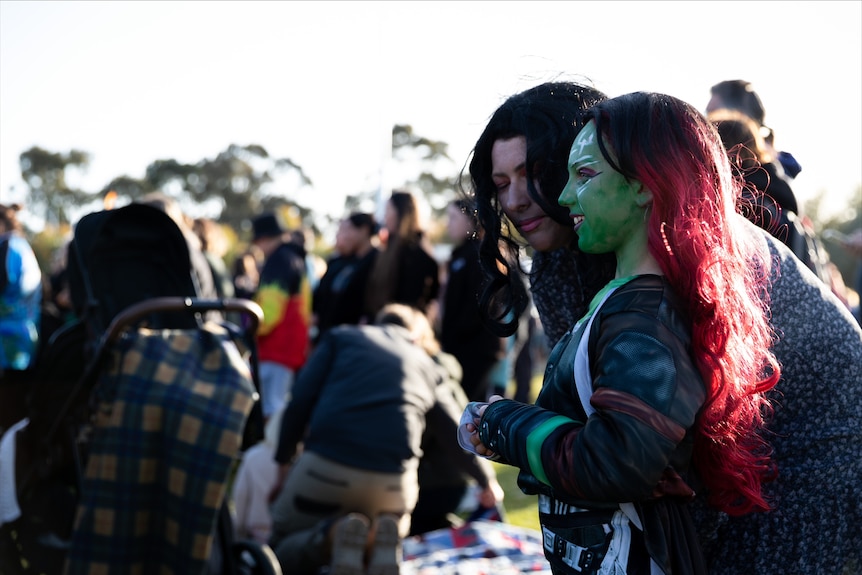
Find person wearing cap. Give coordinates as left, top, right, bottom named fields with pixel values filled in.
left=251, top=212, right=311, bottom=419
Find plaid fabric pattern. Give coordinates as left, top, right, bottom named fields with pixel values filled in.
left=65, top=323, right=255, bottom=575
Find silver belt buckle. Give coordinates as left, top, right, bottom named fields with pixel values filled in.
left=542, top=525, right=587, bottom=572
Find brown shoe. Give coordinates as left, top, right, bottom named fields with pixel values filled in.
left=367, top=514, right=401, bottom=575
left=329, top=513, right=370, bottom=575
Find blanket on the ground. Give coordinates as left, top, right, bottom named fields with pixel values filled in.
left=402, top=520, right=551, bottom=574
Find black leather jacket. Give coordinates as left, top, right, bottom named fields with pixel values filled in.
left=479, top=275, right=707, bottom=573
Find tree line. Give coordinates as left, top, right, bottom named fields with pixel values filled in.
left=12, top=125, right=862, bottom=294
left=18, top=124, right=459, bottom=236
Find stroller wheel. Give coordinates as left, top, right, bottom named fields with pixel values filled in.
left=232, top=540, right=282, bottom=575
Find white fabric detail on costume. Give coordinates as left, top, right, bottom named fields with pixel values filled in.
left=538, top=493, right=589, bottom=516
left=619, top=503, right=642, bottom=531
left=600, top=509, right=632, bottom=575
left=572, top=286, right=644, bottom=533
left=573, top=285, right=619, bottom=419
left=0, top=418, right=29, bottom=526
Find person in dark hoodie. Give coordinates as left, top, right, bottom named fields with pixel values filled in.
left=312, top=212, right=380, bottom=342
left=268, top=303, right=501, bottom=575
left=364, top=191, right=440, bottom=323
left=438, top=199, right=506, bottom=401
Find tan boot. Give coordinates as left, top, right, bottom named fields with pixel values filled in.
left=329, top=513, right=370, bottom=575
left=367, top=514, right=401, bottom=575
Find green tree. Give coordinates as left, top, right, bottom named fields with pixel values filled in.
left=390, top=124, right=459, bottom=220
left=331, top=125, right=462, bottom=235
left=342, top=189, right=378, bottom=216
left=101, top=174, right=155, bottom=201
left=102, top=144, right=315, bottom=234
left=19, top=146, right=97, bottom=227
left=805, top=186, right=862, bottom=294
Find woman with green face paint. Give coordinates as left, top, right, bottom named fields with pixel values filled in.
left=560, top=120, right=658, bottom=277
left=461, top=92, right=781, bottom=575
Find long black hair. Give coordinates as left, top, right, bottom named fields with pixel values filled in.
left=460, top=81, right=608, bottom=336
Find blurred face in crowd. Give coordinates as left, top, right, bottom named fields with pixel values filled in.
left=334, top=218, right=358, bottom=256
left=491, top=136, right=575, bottom=252
left=384, top=201, right=399, bottom=237
left=446, top=203, right=474, bottom=243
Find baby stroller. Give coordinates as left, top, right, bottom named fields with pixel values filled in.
left=0, top=203, right=280, bottom=574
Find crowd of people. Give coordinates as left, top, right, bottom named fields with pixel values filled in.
left=2, top=76, right=862, bottom=575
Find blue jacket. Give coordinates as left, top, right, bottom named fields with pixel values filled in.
left=1, top=233, right=42, bottom=370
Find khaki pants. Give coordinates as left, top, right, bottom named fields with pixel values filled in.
left=269, top=451, right=418, bottom=574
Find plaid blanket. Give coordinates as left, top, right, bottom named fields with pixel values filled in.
left=402, top=520, right=552, bottom=574
left=65, top=323, right=255, bottom=575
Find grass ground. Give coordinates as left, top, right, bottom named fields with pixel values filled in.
left=494, top=461, right=540, bottom=531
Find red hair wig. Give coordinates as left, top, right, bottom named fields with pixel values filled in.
left=587, top=92, right=780, bottom=515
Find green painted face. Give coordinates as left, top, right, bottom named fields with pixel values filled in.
left=559, top=121, right=648, bottom=263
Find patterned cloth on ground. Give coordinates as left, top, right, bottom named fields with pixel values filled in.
left=402, top=520, right=551, bottom=574
left=66, top=323, right=255, bottom=574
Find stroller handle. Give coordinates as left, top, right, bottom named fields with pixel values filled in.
left=103, top=297, right=264, bottom=343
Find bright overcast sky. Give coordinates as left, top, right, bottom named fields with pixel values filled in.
left=1, top=0, right=860, bottom=230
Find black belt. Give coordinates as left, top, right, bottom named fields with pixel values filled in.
left=541, top=524, right=610, bottom=572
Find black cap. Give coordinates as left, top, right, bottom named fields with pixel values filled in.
left=252, top=213, right=284, bottom=242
